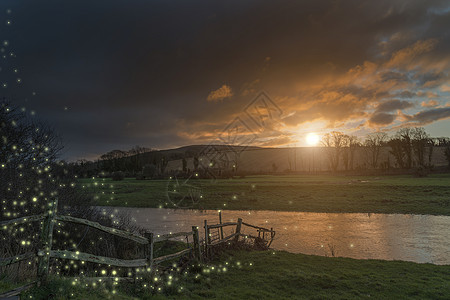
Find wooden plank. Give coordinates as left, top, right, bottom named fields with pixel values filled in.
left=47, top=250, right=147, bottom=268
left=208, top=232, right=239, bottom=246
left=242, top=222, right=271, bottom=231
left=218, top=211, right=224, bottom=239
left=0, top=214, right=45, bottom=227
left=38, top=198, right=58, bottom=283
left=268, top=230, right=275, bottom=247
left=153, top=248, right=191, bottom=264
left=0, top=252, right=36, bottom=267
left=56, top=215, right=148, bottom=245
left=192, top=226, right=202, bottom=262
left=74, top=276, right=135, bottom=283
left=153, top=231, right=193, bottom=242
left=0, top=281, right=37, bottom=298
left=204, top=220, right=208, bottom=259
left=235, top=218, right=242, bottom=242
left=144, top=232, right=154, bottom=275
left=207, top=222, right=237, bottom=229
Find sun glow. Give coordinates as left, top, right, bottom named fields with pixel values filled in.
left=306, top=133, right=320, bottom=146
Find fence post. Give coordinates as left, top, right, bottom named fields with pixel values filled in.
left=37, top=198, right=57, bottom=284
left=192, top=226, right=202, bottom=262
left=218, top=211, right=224, bottom=240
left=234, top=218, right=242, bottom=243
left=204, top=220, right=209, bottom=259
left=144, top=232, right=154, bottom=273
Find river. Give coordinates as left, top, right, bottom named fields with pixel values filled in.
left=98, top=207, right=450, bottom=265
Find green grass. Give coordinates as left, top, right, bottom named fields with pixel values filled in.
left=19, top=250, right=450, bottom=299
left=81, top=173, right=450, bottom=215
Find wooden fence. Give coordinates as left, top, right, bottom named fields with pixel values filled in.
left=203, top=212, right=276, bottom=258
left=0, top=198, right=201, bottom=291
left=1, top=202, right=275, bottom=297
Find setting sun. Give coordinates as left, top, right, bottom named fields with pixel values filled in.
left=306, top=133, right=320, bottom=146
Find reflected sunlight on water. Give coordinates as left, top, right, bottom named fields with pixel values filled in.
left=99, top=207, right=450, bottom=265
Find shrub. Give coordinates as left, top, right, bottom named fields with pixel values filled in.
left=111, top=171, right=125, bottom=181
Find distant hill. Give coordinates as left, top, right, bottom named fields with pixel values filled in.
left=72, top=143, right=449, bottom=177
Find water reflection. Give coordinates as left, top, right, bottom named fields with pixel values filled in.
left=99, top=207, right=450, bottom=265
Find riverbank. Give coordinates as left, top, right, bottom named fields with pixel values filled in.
left=13, top=249, right=450, bottom=299
left=82, top=174, right=450, bottom=215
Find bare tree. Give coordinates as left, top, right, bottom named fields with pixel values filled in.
left=321, top=131, right=347, bottom=172
left=398, top=128, right=413, bottom=168
left=411, top=127, right=432, bottom=168
left=439, top=138, right=450, bottom=169
left=1, top=100, right=63, bottom=220
left=349, top=136, right=360, bottom=170
left=364, top=132, right=388, bottom=169
left=388, top=137, right=404, bottom=168
left=128, top=145, right=153, bottom=172
left=389, top=128, right=414, bottom=169
left=342, top=135, right=360, bottom=171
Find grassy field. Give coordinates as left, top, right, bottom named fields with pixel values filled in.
left=81, top=173, right=450, bottom=215
left=12, top=249, right=450, bottom=299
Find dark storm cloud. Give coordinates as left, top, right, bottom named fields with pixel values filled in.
left=404, top=106, right=450, bottom=125
left=396, top=91, right=416, bottom=98
left=1, top=0, right=449, bottom=159
left=368, top=112, right=396, bottom=126
left=375, top=99, right=414, bottom=112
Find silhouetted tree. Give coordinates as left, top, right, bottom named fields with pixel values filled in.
left=1, top=100, right=63, bottom=219
left=321, top=131, right=347, bottom=172
left=364, top=132, right=387, bottom=169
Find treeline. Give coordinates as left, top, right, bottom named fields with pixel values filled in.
left=68, top=146, right=201, bottom=179
left=321, top=127, right=450, bottom=173
left=69, top=127, right=450, bottom=180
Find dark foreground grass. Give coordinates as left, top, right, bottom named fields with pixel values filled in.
left=12, top=250, right=450, bottom=299
left=82, top=173, right=450, bottom=215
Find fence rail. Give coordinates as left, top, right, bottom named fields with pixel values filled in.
left=55, top=215, right=149, bottom=244
left=45, top=250, right=148, bottom=268
left=1, top=201, right=275, bottom=296
left=203, top=215, right=276, bottom=258
left=0, top=252, right=36, bottom=267
left=0, top=198, right=201, bottom=287
left=0, top=214, right=45, bottom=227
left=154, top=231, right=194, bottom=242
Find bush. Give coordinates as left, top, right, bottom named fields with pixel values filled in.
left=111, top=171, right=125, bottom=181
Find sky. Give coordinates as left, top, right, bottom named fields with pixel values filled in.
left=1, top=0, right=450, bottom=160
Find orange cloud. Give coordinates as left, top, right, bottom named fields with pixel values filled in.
left=207, top=84, right=233, bottom=102
left=421, top=100, right=439, bottom=107
left=385, top=39, right=438, bottom=69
